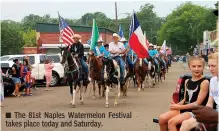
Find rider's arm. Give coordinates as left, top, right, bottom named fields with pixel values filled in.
left=78, top=44, right=84, bottom=57
left=109, top=43, right=119, bottom=54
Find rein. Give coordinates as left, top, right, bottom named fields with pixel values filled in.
left=62, top=50, right=80, bottom=80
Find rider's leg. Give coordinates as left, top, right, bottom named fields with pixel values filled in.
left=126, top=56, right=133, bottom=69
left=143, top=58, right=149, bottom=64
left=114, top=56, right=125, bottom=84
left=80, top=58, right=89, bottom=81
left=133, top=57, right=138, bottom=65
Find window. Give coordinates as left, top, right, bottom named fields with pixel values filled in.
left=84, top=48, right=90, bottom=53
left=47, top=55, right=60, bottom=63
left=1, top=63, right=9, bottom=67
left=40, top=55, right=47, bottom=64
left=28, top=56, right=35, bottom=65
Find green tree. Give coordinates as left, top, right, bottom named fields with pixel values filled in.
left=23, top=28, right=36, bottom=47
left=157, top=2, right=217, bottom=54
left=1, top=21, right=24, bottom=55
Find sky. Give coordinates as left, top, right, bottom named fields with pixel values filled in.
left=1, top=0, right=217, bottom=22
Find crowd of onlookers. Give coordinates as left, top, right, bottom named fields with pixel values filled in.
left=0, top=56, right=54, bottom=107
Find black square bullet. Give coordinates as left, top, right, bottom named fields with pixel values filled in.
left=6, top=112, right=11, bottom=118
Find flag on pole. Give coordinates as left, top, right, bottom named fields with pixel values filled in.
left=118, top=24, right=124, bottom=38
left=161, top=40, right=166, bottom=55
left=144, top=31, right=150, bottom=48
left=90, top=19, right=99, bottom=51
left=129, top=11, right=149, bottom=58
left=58, top=14, right=74, bottom=46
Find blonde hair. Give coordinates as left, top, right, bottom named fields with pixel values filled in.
left=188, top=56, right=205, bottom=67
left=208, top=52, right=218, bottom=62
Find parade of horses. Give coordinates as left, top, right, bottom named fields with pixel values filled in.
left=1, top=1, right=218, bottom=131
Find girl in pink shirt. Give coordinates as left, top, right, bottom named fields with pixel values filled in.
left=44, top=59, right=54, bottom=91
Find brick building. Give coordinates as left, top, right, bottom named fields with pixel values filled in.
left=23, top=23, right=115, bottom=54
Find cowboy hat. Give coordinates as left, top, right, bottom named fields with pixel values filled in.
left=213, top=9, right=218, bottom=16
left=154, top=45, right=157, bottom=48
left=149, top=43, right=154, bottom=47
left=120, top=37, right=127, bottom=42
left=72, top=34, right=82, bottom=39
left=112, top=33, right=121, bottom=39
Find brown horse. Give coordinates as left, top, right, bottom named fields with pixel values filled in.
left=134, top=58, right=148, bottom=92
left=88, top=53, right=105, bottom=99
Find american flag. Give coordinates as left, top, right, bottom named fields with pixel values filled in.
left=59, top=15, right=74, bottom=46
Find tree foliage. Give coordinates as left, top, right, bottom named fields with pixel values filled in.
left=157, top=2, right=217, bottom=54
left=1, top=21, right=24, bottom=55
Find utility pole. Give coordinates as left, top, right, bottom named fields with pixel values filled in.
left=150, top=28, right=152, bottom=43
left=115, top=2, right=118, bottom=29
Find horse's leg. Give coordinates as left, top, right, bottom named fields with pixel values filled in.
left=102, top=83, right=105, bottom=97
left=80, top=84, right=84, bottom=105
left=98, top=83, right=101, bottom=99
left=69, top=82, right=73, bottom=104
left=92, top=80, right=96, bottom=99
left=114, top=82, right=121, bottom=106
left=142, top=77, right=145, bottom=91
left=72, top=83, right=77, bottom=108
left=105, top=85, right=110, bottom=108
left=136, top=76, right=141, bottom=92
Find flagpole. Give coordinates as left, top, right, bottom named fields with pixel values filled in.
left=58, top=11, right=62, bottom=48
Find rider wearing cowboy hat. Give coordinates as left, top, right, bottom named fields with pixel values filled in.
left=148, top=44, right=159, bottom=66
left=108, top=33, right=126, bottom=85
left=120, top=37, right=134, bottom=70
left=70, top=34, right=90, bottom=84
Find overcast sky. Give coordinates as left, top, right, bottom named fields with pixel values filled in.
left=1, top=0, right=216, bottom=22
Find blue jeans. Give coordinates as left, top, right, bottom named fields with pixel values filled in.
left=113, top=56, right=125, bottom=81
left=133, top=57, right=148, bottom=65
left=80, top=58, right=88, bottom=74
left=162, top=59, right=166, bottom=69
left=154, top=58, right=158, bottom=65
left=126, top=56, right=134, bottom=69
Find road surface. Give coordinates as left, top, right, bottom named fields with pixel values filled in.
left=1, top=62, right=190, bottom=131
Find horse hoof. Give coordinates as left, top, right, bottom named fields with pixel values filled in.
left=70, top=101, right=73, bottom=104
left=71, top=104, right=76, bottom=108
left=138, top=89, right=141, bottom=92
left=80, top=102, right=84, bottom=105
left=114, top=103, right=118, bottom=107
left=92, top=96, right=96, bottom=100
left=105, top=104, right=109, bottom=108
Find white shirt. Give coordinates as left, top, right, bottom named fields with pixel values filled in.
left=109, top=42, right=125, bottom=57
left=209, top=76, right=219, bottom=111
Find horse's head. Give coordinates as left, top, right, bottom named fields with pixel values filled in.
left=102, top=58, right=115, bottom=79
left=59, top=46, right=71, bottom=64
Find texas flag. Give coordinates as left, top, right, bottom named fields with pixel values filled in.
left=129, top=12, right=149, bottom=58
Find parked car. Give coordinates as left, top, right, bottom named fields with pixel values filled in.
left=0, top=53, right=64, bottom=86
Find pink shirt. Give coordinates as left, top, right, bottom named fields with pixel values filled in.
left=44, top=63, right=54, bottom=74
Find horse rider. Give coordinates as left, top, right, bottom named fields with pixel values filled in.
left=108, top=33, right=126, bottom=85
left=70, top=34, right=90, bottom=84
left=148, top=44, right=159, bottom=67
left=119, top=37, right=134, bottom=70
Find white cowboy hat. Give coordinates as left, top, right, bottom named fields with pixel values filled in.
left=149, top=43, right=154, bottom=47
left=154, top=45, right=157, bottom=48
left=120, top=37, right=127, bottom=42
left=72, top=34, right=82, bottom=39
left=112, top=33, right=121, bottom=39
